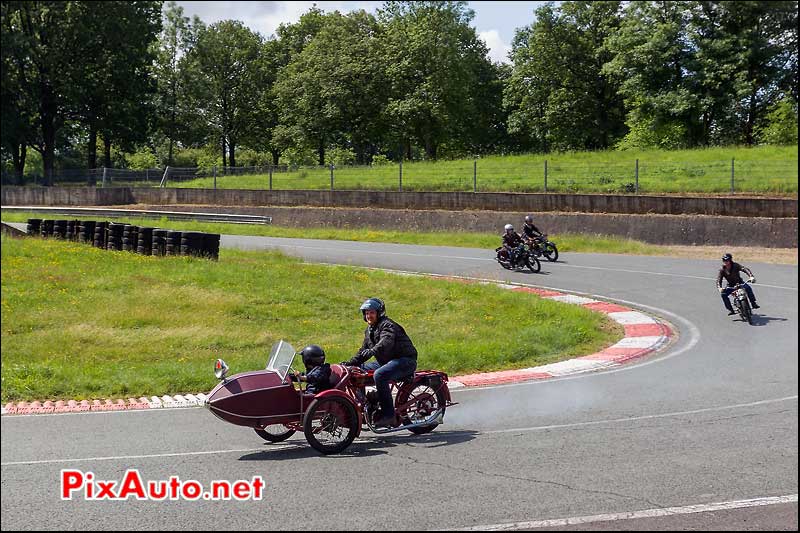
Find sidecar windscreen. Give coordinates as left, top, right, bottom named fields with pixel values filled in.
left=266, top=340, right=296, bottom=382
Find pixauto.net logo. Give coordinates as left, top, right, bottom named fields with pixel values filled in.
left=61, top=469, right=265, bottom=501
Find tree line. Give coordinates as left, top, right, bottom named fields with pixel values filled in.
left=1, top=1, right=797, bottom=182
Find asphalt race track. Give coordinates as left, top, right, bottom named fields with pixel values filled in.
left=2, top=234, right=797, bottom=530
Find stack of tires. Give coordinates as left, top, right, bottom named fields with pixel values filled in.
left=136, top=227, right=154, bottom=255
left=106, top=223, right=125, bottom=251
left=165, top=230, right=182, bottom=256
left=52, top=220, right=68, bottom=240
left=93, top=221, right=108, bottom=248
left=204, top=233, right=221, bottom=260
left=27, top=219, right=42, bottom=236
left=180, top=232, right=205, bottom=257
left=25, top=218, right=220, bottom=261
left=151, top=229, right=168, bottom=256
left=122, top=225, right=139, bottom=252
left=78, top=220, right=96, bottom=244
left=40, top=219, right=54, bottom=238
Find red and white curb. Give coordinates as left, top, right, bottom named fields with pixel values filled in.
left=1, top=273, right=674, bottom=415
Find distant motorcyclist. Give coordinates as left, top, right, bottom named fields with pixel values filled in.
left=717, top=253, right=759, bottom=315
left=341, top=298, right=418, bottom=427
left=501, top=224, right=524, bottom=267
left=289, top=344, right=332, bottom=395
left=520, top=214, right=544, bottom=243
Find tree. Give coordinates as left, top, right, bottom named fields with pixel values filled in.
left=377, top=1, right=497, bottom=160
left=505, top=1, right=626, bottom=152
left=185, top=20, right=264, bottom=168
left=274, top=9, right=386, bottom=165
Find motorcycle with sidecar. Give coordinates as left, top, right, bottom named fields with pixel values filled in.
left=206, top=340, right=457, bottom=454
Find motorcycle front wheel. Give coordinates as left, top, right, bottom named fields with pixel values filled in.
left=543, top=243, right=559, bottom=262
left=526, top=256, right=541, bottom=273
left=742, top=299, right=753, bottom=325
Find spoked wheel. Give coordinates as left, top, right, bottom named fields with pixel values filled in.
left=742, top=299, right=753, bottom=325
left=303, top=396, right=359, bottom=455
left=543, top=243, right=559, bottom=262
left=526, top=256, right=541, bottom=273
left=396, top=382, right=447, bottom=435
left=254, top=425, right=295, bottom=443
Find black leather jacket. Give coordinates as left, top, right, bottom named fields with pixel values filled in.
left=717, top=262, right=754, bottom=288
left=502, top=231, right=524, bottom=248
left=521, top=222, right=543, bottom=239
left=346, top=316, right=418, bottom=366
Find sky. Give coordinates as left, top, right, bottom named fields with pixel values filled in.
left=174, top=1, right=552, bottom=64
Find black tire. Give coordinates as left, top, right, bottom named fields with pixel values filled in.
left=254, top=425, right=296, bottom=443
left=543, top=243, right=559, bottom=262
left=303, top=396, right=359, bottom=455
left=743, top=299, right=753, bottom=325
left=397, top=381, right=447, bottom=435
left=526, top=255, right=541, bottom=273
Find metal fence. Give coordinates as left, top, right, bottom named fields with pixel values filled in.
left=2, top=158, right=797, bottom=194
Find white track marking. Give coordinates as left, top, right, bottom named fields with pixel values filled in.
left=444, top=494, right=798, bottom=531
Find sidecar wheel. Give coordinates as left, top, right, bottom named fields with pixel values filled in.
left=254, top=425, right=295, bottom=443
left=303, top=396, right=359, bottom=455
left=396, top=383, right=447, bottom=435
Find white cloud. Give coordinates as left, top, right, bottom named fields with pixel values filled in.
left=479, top=29, right=511, bottom=65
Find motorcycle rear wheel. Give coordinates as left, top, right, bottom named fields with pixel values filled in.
left=396, top=383, right=447, bottom=435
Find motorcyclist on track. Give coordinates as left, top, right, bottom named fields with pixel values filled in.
left=520, top=214, right=545, bottom=243
left=717, top=253, right=759, bottom=315
left=501, top=224, right=525, bottom=268
left=289, top=344, right=332, bottom=395
left=341, top=298, right=418, bottom=427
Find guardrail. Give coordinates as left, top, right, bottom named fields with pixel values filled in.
left=0, top=206, right=272, bottom=225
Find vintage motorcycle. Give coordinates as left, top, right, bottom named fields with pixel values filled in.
left=729, top=282, right=754, bottom=325
left=206, top=340, right=456, bottom=455
left=527, top=234, right=559, bottom=262
left=495, top=244, right=541, bottom=273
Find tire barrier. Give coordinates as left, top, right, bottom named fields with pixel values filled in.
left=136, top=227, right=154, bottom=256
left=25, top=219, right=219, bottom=261
left=151, top=229, right=168, bottom=256
left=165, top=230, right=182, bottom=256
left=40, top=219, right=55, bottom=238
left=78, top=220, right=96, bottom=244
left=122, top=225, right=139, bottom=252
left=93, top=221, right=108, bottom=248
left=26, top=218, right=42, bottom=236
left=203, top=233, right=220, bottom=260
left=53, top=220, right=67, bottom=240
left=107, top=222, right=125, bottom=251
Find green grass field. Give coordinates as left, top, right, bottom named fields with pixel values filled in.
left=164, top=145, right=797, bottom=195
left=0, top=235, right=622, bottom=402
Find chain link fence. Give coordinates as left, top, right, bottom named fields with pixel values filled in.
left=2, top=158, right=797, bottom=194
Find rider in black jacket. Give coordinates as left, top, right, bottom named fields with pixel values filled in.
left=342, top=298, right=418, bottom=426
left=501, top=224, right=524, bottom=266
left=520, top=214, right=544, bottom=242
left=717, top=253, right=759, bottom=315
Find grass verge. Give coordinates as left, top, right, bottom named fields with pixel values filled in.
left=1, top=235, right=622, bottom=402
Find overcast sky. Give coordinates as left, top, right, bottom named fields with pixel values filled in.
left=174, top=1, right=552, bottom=64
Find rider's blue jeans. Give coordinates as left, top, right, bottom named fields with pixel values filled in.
left=361, top=358, right=417, bottom=417
left=721, top=284, right=756, bottom=312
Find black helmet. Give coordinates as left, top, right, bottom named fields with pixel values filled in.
left=722, top=253, right=732, bottom=262
left=524, top=215, right=534, bottom=224
left=360, top=297, right=385, bottom=322
left=300, top=344, right=325, bottom=367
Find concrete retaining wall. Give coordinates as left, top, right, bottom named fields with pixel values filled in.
left=2, top=186, right=796, bottom=218
left=122, top=204, right=798, bottom=248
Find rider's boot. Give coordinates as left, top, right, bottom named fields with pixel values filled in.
left=727, top=310, right=736, bottom=315
left=752, top=302, right=760, bottom=309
